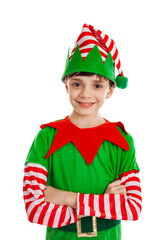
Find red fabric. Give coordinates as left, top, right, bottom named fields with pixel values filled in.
left=120, top=194, right=128, bottom=220
left=119, top=169, right=139, bottom=179
left=40, top=116, right=129, bottom=165
left=57, top=206, right=67, bottom=228
left=79, top=193, right=85, bottom=215
left=23, top=163, right=78, bottom=228
left=77, top=170, right=142, bottom=221
left=109, top=194, right=117, bottom=219
left=99, top=194, right=106, bottom=218
left=38, top=204, right=50, bottom=224
left=89, top=194, right=95, bottom=216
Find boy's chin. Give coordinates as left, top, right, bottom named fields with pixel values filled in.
left=73, top=110, right=99, bottom=117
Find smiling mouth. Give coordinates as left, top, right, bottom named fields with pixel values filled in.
left=76, top=101, right=96, bottom=106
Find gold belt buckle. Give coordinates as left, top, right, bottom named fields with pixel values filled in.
left=76, top=216, right=97, bottom=238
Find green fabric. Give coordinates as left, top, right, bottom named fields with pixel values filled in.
left=115, top=74, right=128, bottom=89
left=25, top=127, right=56, bottom=170
left=116, top=127, right=140, bottom=176
left=25, top=120, right=140, bottom=240
left=46, top=223, right=121, bottom=240
left=61, top=45, right=115, bottom=83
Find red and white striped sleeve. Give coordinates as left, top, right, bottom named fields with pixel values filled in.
left=77, top=170, right=142, bottom=221
left=23, top=162, right=77, bottom=228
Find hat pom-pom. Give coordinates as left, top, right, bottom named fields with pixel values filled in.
left=115, top=74, right=128, bottom=89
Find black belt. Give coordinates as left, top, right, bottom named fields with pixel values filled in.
left=58, top=216, right=120, bottom=233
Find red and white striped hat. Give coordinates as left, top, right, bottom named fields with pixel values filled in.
left=71, top=23, right=123, bottom=75
left=62, top=23, right=128, bottom=89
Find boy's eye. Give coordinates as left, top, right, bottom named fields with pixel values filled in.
left=73, top=83, right=80, bottom=87
left=95, top=84, right=102, bottom=89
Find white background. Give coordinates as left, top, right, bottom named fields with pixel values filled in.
left=0, top=0, right=160, bottom=239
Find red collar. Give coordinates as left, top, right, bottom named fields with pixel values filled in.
left=40, top=116, right=129, bottom=165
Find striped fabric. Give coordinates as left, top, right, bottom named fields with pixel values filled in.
left=77, top=170, right=142, bottom=221
left=23, top=163, right=77, bottom=228
left=70, top=23, right=123, bottom=77
left=23, top=163, right=142, bottom=228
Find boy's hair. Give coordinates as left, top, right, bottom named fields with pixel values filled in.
left=63, top=72, right=115, bottom=88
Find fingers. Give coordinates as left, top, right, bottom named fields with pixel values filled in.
left=107, top=180, right=121, bottom=187
left=112, top=186, right=126, bottom=194
left=105, top=186, right=126, bottom=194
left=105, top=180, right=127, bottom=194
left=44, top=186, right=56, bottom=196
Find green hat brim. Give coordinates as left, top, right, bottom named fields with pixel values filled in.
left=61, top=45, right=115, bottom=82
left=61, top=45, right=128, bottom=89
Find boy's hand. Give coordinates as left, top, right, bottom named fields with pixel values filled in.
left=44, top=186, right=77, bottom=209
left=105, top=180, right=126, bottom=195
left=44, top=186, right=66, bottom=206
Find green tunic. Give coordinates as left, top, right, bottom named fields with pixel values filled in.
left=25, top=119, right=139, bottom=240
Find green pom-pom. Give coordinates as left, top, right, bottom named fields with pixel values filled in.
left=115, top=74, right=128, bottom=89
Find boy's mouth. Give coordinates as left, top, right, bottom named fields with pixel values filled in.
left=76, top=101, right=96, bottom=107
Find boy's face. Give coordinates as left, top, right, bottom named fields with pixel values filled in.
left=64, top=75, right=114, bottom=118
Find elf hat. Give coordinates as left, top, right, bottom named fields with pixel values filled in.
left=61, top=23, right=128, bottom=89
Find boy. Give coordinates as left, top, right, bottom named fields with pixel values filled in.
left=23, top=23, right=142, bottom=240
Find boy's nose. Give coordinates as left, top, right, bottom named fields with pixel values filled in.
left=80, top=86, right=92, bottom=98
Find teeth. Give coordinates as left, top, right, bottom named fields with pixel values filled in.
left=77, top=101, right=94, bottom=106
left=81, top=102, right=91, bottom=105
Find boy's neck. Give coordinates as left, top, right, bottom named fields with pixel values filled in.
left=68, top=112, right=106, bottom=129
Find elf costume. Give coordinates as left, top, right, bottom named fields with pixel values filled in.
left=23, top=24, right=142, bottom=240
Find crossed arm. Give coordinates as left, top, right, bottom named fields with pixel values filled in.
left=44, top=179, right=126, bottom=209
left=23, top=162, right=141, bottom=229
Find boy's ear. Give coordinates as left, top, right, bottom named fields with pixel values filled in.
left=105, top=86, right=115, bottom=99
left=64, top=82, right=69, bottom=93
left=62, top=78, right=68, bottom=92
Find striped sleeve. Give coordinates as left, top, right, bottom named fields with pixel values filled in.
left=23, top=162, right=77, bottom=228
left=77, top=170, right=142, bottom=221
